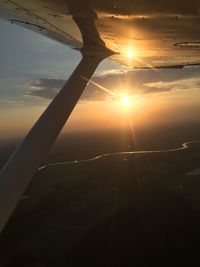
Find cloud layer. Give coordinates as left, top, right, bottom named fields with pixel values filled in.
left=28, top=66, right=200, bottom=101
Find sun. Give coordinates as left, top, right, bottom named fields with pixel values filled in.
left=127, top=50, right=134, bottom=59
left=121, top=97, right=130, bottom=107
left=124, top=48, right=137, bottom=60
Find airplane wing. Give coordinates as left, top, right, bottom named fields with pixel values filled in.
left=1, top=0, right=200, bottom=68
left=1, top=0, right=200, bottom=233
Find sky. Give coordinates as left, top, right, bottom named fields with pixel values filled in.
left=1, top=17, right=200, bottom=141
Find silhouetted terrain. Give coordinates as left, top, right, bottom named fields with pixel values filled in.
left=1, top=121, right=200, bottom=266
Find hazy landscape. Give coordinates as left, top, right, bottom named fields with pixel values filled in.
left=0, top=120, right=200, bottom=266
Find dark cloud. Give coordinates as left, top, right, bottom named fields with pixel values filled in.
left=142, top=86, right=173, bottom=94
left=28, top=67, right=200, bottom=100
left=29, top=78, right=108, bottom=100
left=29, top=79, right=65, bottom=99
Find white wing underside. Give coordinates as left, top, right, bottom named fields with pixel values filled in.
left=1, top=0, right=200, bottom=68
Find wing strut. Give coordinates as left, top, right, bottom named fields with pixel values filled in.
left=0, top=48, right=112, bottom=233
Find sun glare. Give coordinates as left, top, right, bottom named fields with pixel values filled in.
left=121, top=97, right=130, bottom=107
left=127, top=49, right=134, bottom=59
left=124, top=48, right=137, bottom=60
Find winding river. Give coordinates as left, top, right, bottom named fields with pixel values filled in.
left=38, top=140, right=200, bottom=171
